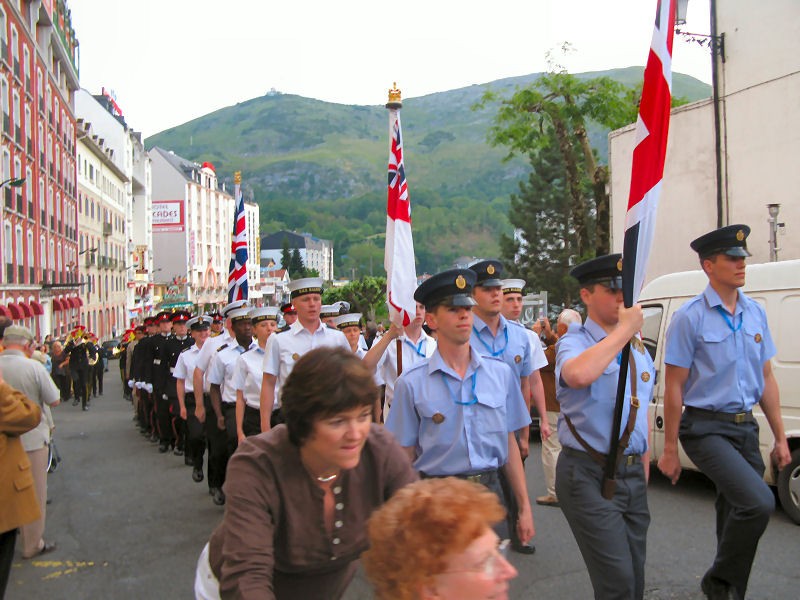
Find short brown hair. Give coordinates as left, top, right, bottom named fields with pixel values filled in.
left=362, top=478, right=505, bottom=600
left=281, top=347, right=378, bottom=446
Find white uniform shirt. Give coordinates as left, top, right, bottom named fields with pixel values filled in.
left=208, top=341, right=257, bottom=405
left=377, top=330, right=437, bottom=409
left=195, top=331, right=233, bottom=373
left=523, top=326, right=548, bottom=371
left=231, top=345, right=267, bottom=409
left=263, top=320, right=350, bottom=403
left=173, top=344, right=209, bottom=394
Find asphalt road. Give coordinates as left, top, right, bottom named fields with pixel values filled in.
left=6, top=371, right=798, bottom=599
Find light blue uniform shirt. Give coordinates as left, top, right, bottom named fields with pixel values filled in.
left=386, top=349, right=531, bottom=476
left=471, top=314, right=533, bottom=379
left=555, top=318, right=654, bottom=456
left=664, top=285, right=775, bottom=413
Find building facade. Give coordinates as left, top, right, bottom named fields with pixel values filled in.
left=609, top=0, right=799, bottom=280
left=0, top=0, right=80, bottom=339
left=75, top=88, right=153, bottom=328
left=76, top=115, right=128, bottom=340
left=260, top=229, right=334, bottom=282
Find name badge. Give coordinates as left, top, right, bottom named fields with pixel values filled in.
left=169, top=367, right=175, bottom=374
left=153, top=359, right=161, bottom=365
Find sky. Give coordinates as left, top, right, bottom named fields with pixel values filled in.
left=68, top=0, right=713, bottom=139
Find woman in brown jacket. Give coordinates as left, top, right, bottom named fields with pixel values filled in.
left=0, top=374, right=42, bottom=596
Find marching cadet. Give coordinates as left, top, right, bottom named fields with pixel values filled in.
left=208, top=311, right=224, bottom=337
left=555, top=254, right=654, bottom=600
left=62, top=325, right=96, bottom=411
left=333, top=312, right=365, bottom=357
left=206, top=307, right=256, bottom=506
left=657, top=225, right=790, bottom=600
left=232, top=306, right=279, bottom=442
left=191, top=300, right=247, bottom=505
left=89, top=333, right=104, bottom=398
left=385, top=269, right=534, bottom=547
left=278, top=302, right=297, bottom=332
left=259, top=277, right=350, bottom=432
left=319, top=304, right=340, bottom=328
left=174, top=316, right=213, bottom=486
left=468, top=261, right=542, bottom=555
left=363, top=302, right=436, bottom=423
left=156, top=311, right=194, bottom=456
left=145, top=311, right=174, bottom=447
left=127, top=323, right=147, bottom=430
left=132, top=316, right=161, bottom=441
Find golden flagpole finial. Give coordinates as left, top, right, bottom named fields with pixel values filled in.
left=386, top=82, right=402, bottom=109
left=234, top=171, right=242, bottom=185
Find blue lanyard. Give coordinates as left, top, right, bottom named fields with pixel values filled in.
left=472, top=325, right=508, bottom=357
left=404, top=338, right=426, bottom=358
left=715, top=305, right=742, bottom=333
left=440, top=372, right=478, bottom=406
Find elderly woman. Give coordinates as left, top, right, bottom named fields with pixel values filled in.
left=196, top=347, right=416, bottom=599
left=363, top=477, right=518, bottom=600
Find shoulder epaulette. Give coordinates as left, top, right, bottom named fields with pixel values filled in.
left=217, top=343, right=229, bottom=353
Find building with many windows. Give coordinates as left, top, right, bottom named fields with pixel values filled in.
left=0, top=0, right=80, bottom=339
left=150, top=148, right=262, bottom=310
left=75, top=88, right=152, bottom=331
left=260, top=230, right=334, bottom=282
left=75, top=112, right=128, bottom=340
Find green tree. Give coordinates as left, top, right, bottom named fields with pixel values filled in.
left=479, top=59, right=638, bottom=257
left=289, top=248, right=305, bottom=278
left=280, top=236, right=292, bottom=271
left=322, top=276, right=387, bottom=323
left=499, top=132, right=581, bottom=308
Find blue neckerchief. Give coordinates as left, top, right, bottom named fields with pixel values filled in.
left=472, top=325, right=508, bottom=357
left=440, top=372, right=478, bottom=406
left=404, top=337, right=426, bottom=358
left=714, top=305, right=742, bottom=333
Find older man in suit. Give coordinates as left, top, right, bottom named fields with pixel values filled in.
left=0, top=316, right=43, bottom=596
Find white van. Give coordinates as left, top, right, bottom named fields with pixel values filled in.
left=639, top=259, right=800, bottom=524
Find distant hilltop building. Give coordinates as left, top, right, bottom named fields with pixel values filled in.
left=260, top=230, right=333, bottom=282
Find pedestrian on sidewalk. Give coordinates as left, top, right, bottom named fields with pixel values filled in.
left=0, top=325, right=61, bottom=559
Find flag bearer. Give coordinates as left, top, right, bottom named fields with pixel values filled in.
left=555, top=254, right=654, bottom=600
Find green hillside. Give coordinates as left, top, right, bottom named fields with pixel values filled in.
left=146, top=67, right=710, bottom=276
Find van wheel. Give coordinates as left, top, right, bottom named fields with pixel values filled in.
left=777, top=448, right=800, bottom=525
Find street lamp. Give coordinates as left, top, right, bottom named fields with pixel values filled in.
left=767, top=204, right=785, bottom=262
left=0, top=177, right=26, bottom=188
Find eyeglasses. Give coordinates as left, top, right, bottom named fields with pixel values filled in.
left=443, top=538, right=511, bottom=578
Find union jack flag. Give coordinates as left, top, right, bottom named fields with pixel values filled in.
left=622, top=0, right=675, bottom=306
left=385, top=109, right=417, bottom=327
left=227, top=172, right=248, bottom=302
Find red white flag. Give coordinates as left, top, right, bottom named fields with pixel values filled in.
left=385, top=110, right=417, bottom=327
left=622, top=0, right=675, bottom=306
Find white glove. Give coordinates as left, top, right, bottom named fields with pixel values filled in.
left=128, top=380, right=134, bottom=389
left=162, top=394, right=168, bottom=400
left=135, top=381, right=144, bottom=389
left=144, top=383, right=153, bottom=394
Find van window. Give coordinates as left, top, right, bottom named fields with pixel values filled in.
left=641, top=304, right=664, bottom=362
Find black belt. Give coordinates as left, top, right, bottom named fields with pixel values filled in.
left=562, top=446, right=642, bottom=467
left=684, top=406, right=754, bottom=424
left=420, top=468, right=499, bottom=485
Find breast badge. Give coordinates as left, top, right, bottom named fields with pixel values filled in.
left=754, top=333, right=762, bottom=343
left=432, top=413, right=445, bottom=425
left=291, top=353, right=300, bottom=361
left=641, top=372, right=651, bottom=383
left=514, top=355, right=522, bottom=364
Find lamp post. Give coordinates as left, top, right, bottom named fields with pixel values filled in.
left=767, top=204, right=784, bottom=262
left=0, top=177, right=26, bottom=188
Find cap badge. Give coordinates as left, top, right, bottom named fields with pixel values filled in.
left=754, top=333, right=762, bottom=343
left=736, top=230, right=745, bottom=241
left=486, top=265, right=495, bottom=275
left=455, top=275, right=466, bottom=290
left=641, top=372, right=651, bottom=383
left=432, top=413, right=445, bottom=425
left=616, top=258, right=623, bottom=272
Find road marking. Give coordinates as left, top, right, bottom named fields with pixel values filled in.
left=21, top=559, right=108, bottom=580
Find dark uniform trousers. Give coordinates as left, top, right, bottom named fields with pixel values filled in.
left=242, top=405, right=261, bottom=438
left=155, top=388, right=174, bottom=446
left=92, top=361, right=104, bottom=396
left=679, top=411, right=773, bottom=599
left=141, top=391, right=155, bottom=435
left=71, top=366, right=90, bottom=408
left=184, top=395, right=207, bottom=470
left=204, top=395, right=228, bottom=490
left=222, top=402, right=239, bottom=458
left=556, top=447, right=650, bottom=600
